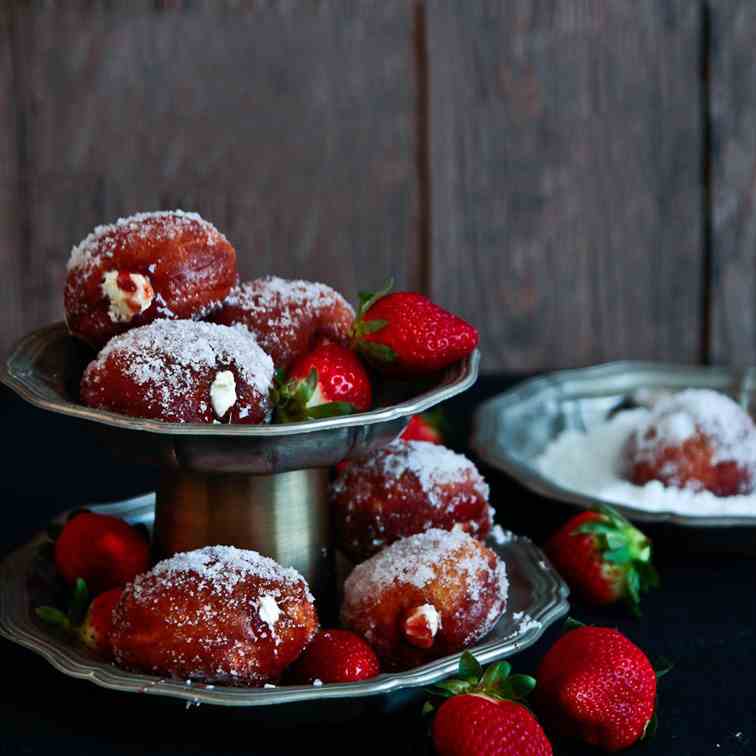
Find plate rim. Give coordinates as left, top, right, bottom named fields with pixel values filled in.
left=0, top=501, right=569, bottom=708
left=470, top=361, right=756, bottom=528
left=1, top=322, right=480, bottom=437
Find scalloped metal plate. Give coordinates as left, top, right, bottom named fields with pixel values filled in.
left=471, top=361, right=756, bottom=527
left=1, top=324, right=481, bottom=474
left=2, top=323, right=479, bottom=436
left=0, top=498, right=569, bottom=708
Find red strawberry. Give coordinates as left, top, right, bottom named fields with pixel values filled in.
left=400, top=412, right=443, bottom=444
left=536, top=625, right=658, bottom=752
left=544, top=506, right=658, bottom=615
left=352, top=284, right=479, bottom=374
left=274, top=343, right=372, bottom=422
left=288, top=629, right=380, bottom=684
left=429, top=652, right=552, bottom=756
left=54, top=512, right=150, bottom=595
left=36, top=580, right=121, bottom=659
left=78, top=587, right=122, bottom=656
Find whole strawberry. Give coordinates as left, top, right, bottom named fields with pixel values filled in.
left=54, top=512, right=150, bottom=595
left=288, top=629, right=380, bottom=684
left=536, top=626, right=657, bottom=752
left=274, top=342, right=372, bottom=422
left=36, top=580, right=121, bottom=659
left=78, top=587, right=122, bottom=657
left=352, top=284, right=479, bottom=374
left=545, top=506, right=658, bottom=615
left=429, top=652, right=552, bottom=756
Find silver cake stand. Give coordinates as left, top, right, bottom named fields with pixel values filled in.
left=1, top=323, right=482, bottom=597
left=0, top=323, right=569, bottom=708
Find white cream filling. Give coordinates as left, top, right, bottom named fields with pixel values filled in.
left=415, top=603, right=441, bottom=637
left=210, top=370, right=237, bottom=418
left=258, top=594, right=281, bottom=630
left=101, top=271, right=154, bottom=322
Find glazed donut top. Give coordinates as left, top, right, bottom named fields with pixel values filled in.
left=87, top=319, right=274, bottom=414
left=343, top=528, right=508, bottom=607
left=630, top=389, right=756, bottom=469
left=333, top=440, right=490, bottom=508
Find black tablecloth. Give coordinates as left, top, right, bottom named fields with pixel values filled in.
left=0, top=377, right=754, bottom=756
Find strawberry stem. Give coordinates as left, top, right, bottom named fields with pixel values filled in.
left=427, top=652, right=536, bottom=706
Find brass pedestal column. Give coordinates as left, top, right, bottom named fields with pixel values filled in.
left=154, top=468, right=331, bottom=600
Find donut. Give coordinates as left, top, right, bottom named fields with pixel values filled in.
left=341, top=529, right=508, bottom=670
left=211, top=276, right=355, bottom=369
left=331, top=440, right=493, bottom=561
left=624, top=389, right=756, bottom=496
left=110, top=546, right=318, bottom=686
left=80, top=320, right=274, bottom=424
left=65, top=210, right=237, bottom=347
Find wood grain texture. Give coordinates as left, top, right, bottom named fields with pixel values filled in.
left=709, top=0, right=756, bottom=364
left=0, top=5, right=23, bottom=357
left=5, top=0, right=419, bottom=353
left=427, top=0, right=704, bottom=371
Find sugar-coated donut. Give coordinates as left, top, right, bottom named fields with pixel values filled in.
left=211, top=276, right=354, bottom=369
left=625, top=389, right=756, bottom=496
left=111, top=546, right=318, bottom=685
left=331, top=440, right=493, bottom=561
left=341, top=529, right=508, bottom=670
left=80, top=320, right=274, bottom=424
left=65, top=210, right=237, bottom=347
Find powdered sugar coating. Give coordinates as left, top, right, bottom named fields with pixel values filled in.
left=65, top=210, right=237, bottom=347
left=334, top=440, right=489, bottom=506
left=67, top=210, right=226, bottom=274
left=332, top=440, right=493, bottom=560
left=111, top=546, right=318, bottom=685
left=341, top=529, right=508, bottom=668
left=538, top=400, right=756, bottom=515
left=212, top=276, right=354, bottom=369
left=629, top=389, right=756, bottom=471
left=139, top=546, right=312, bottom=602
left=81, top=320, right=274, bottom=423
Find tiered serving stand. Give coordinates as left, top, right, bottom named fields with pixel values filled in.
left=0, top=323, right=569, bottom=709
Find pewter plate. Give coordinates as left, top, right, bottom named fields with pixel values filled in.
left=471, top=361, right=756, bottom=528
left=0, top=498, right=569, bottom=708
left=1, top=323, right=479, bottom=473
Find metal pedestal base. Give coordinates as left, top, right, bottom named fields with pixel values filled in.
left=154, top=468, right=331, bottom=599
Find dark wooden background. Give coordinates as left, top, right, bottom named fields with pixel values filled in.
left=0, top=0, right=754, bottom=371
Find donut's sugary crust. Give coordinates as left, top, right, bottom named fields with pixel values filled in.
left=65, top=211, right=237, bottom=347
left=211, top=276, right=355, bottom=369
left=111, top=546, right=318, bottom=685
left=341, top=529, right=508, bottom=670
left=331, top=440, right=493, bottom=560
left=625, top=389, right=756, bottom=496
left=80, top=320, right=274, bottom=424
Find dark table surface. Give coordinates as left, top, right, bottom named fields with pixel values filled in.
left=0, top=376, right=754, bottom=756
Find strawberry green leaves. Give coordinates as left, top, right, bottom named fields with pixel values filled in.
left=352, top=279, right=397, bottom=364
left=35, top=577, right=90, bottom=632
left=573, top=505, right=659, bottom=616
left=272, top=367, right=355, bottom=423
left=425, top=652, right=537, bottom=714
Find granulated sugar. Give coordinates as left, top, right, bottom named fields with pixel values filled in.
left=537, top=407, right=756, bottom=517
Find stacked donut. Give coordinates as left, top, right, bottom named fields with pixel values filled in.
left=67, top=210, right=365, bottom=425
left=55, top=211, right=505, bottom=683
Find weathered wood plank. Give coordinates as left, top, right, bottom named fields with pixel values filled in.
left=709, top=0, right=756, bottom=364
left=427, top=0, right=704, bottom=371
left=7, top=0, right=419, bottom=351
left=0, top=5, right=24, bottom=357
